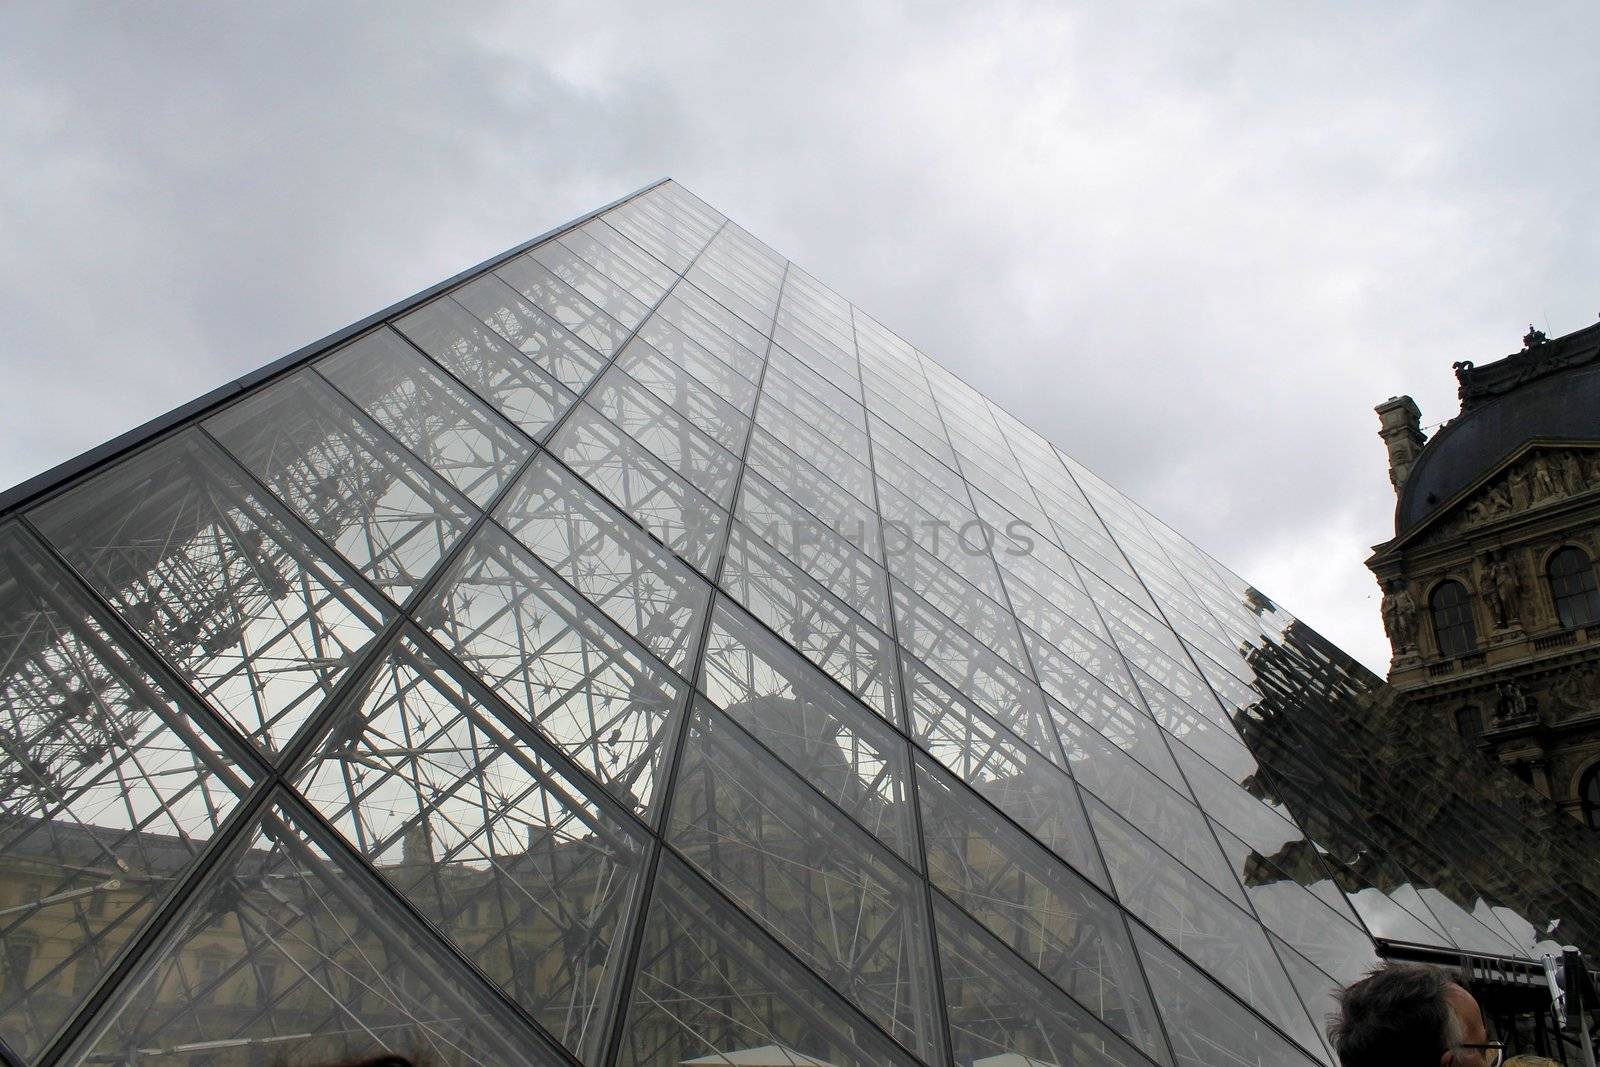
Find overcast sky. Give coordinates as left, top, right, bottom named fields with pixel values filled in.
left=2, top=2, right=1596, bottom=673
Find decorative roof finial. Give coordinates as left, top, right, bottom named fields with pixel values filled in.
left=1523, top=324, right=1549, bottom=349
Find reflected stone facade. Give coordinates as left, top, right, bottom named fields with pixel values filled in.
left=1369, top=323, right=1600, bottom=826
left=1, top=181, right=1596, bottom=1067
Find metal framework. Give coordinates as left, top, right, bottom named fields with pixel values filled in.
left=1, top=180, right=1597, bottom=1067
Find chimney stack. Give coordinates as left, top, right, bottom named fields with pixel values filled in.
left=1375, top=396, right=1426, bottom=495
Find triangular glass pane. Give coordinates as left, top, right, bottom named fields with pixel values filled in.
left=0, top=526, right=252, bottom=1061
left=450, top=274, right=607, bottom=392
left=614, top=852, right=921, bottom=1067
left=495, top=451, right=712, bottom=674
left=207, top=370, right=474, bottom=601
left=295, top=631, right=648, bottom=1062
left=30, top=430, right=389, bottom=755
left=1133, top=926, right=1321, bottom=1067
left=697, top=598, right=915, bottom=863
left=933, top=895, right=1164, bottom=1067
left=669, top=700, right=943, bottom=1061
left=80, top=802, right=566, bottom=1067
left=917, top=757, right=1168, bottom=1063
left=393, top=294, right=579, bottom=439
left=1084, top=796, right=1323, bottom=1054
left=551, top=401, right=730, bottom=576
left=417, top=525, right=686, bottom=817
left=317, top=326, right=533, bottom=506
left=902, top=653, right=1107, bottom=890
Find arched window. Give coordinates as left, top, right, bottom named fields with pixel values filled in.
left=1454, top=706, right=1482, bottom=740
left=1430, top=580, right=1477, bottom=657
left=1548, top=546, right=1600, bottom=629
left=1582, top=764, right=1600, bottom=830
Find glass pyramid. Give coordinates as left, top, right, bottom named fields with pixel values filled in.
left=1, top=179, right=1595, bottom=1067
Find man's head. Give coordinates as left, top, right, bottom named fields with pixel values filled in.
left=1330, top=963, right=1498, bottom=1067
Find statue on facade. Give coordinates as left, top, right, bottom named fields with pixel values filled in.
left=1481, top=551, right=1523, bottom=629
left=1508, top=463, right=1533, bottom=509
left=1380, top=581, right=1419, bottom=652
left=1531, top=453, right=1562, bottom=503
left=1483, top=480, right=1512, bottom=516
left=1493, top=681, right=1533, bottom=726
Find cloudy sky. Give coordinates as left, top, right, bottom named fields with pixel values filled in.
left=2, top=2, right=1596, bottom=672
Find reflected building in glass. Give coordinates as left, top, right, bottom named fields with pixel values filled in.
left=0, top=180, right=1596, bottom=1067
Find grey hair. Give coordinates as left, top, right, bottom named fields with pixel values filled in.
left=1330, top=962, right=1462, bottom=1067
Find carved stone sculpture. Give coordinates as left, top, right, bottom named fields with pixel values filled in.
left=1481, top=552, right=1523, bottom=629
left=1509, top=464, right=1532, bottom=509
left=1493, top=681, right=1533, bottom=726
left=1381, top=582, right=1419, bottom=652
left=1532, top=454, right=1561, bottom=503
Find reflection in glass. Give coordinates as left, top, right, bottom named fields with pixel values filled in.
left=30, top=430, right=388, bottom=754
left=615, top=854, right=921, bottom=1067
left=698, top=599, right=916, bottom=863
left=917, top=759, right=1168, bottom=1063
left=318, top=326, right=533, bottom=506
left=82, top=802, right=564, bottom=1067
left=207, top=370, right=474, bottom=601
left=0, top=526, right=251, bottom=1061
left=297, top=633, right=647, bottom=1063
left=418, top=526, right=686, bottom=818
left=669, top=702, right=943, bottom=1061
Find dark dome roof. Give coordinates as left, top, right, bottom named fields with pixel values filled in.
left=1397, top=360, right=1600, bottom=533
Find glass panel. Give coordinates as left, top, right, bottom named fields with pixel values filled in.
left=417, top=526, right=686, bottom=817
left=31, top=431, right=388, bottom=755
left=496, top=255, right=633, bottom=355
left=393, top=296, right=578, bottom=439
left=451, top=275, right=607, bottom=392
left=735, top=471, right=891, bottom=631
left=917, top=758, right=1168, bottom=1062
left=645, top=294, right=765, bottom=384
left=587, top=366, right=742, bottom=510
left=495, top=452, right=712, bottom=674
left=555, top=228, right=671, bottom=306
left=296, top=633, right=647, bottom=1063
left=578, top=218, right=680, bottom=288
left=551, top=403, right=729, bottom=576
left=614, top=338, right=752, bottom=455
left=0, top=527, right=250, bottom=1062
left=1134, top=926, right=1321, bottom=1067
left=719, top=525, right=899, bottom=722
left=934, top=895, right=1163, bottom=1067
left=903, top=654, right=1105, bottom=888
left=633, top=314, right=760, bottom=412
left=744, top=429, right=882, bottom=564
left=1085, top=796, right=1323, bottom=1054
left=757, top=400, right=874, bottom=505
left=698, top=599, right=916, bottom=863
left=318, top=327, right=533, bottom=506
left=669, top=702, right=942, bottom=1060
left=614, top=853, right=922, bottom=1067
left=81, top=802, right=565, bottom=1067
left=207, top=371, right=474, bottom=601
left=891, top=581, right=1056, bottom=752
left=1067, top=733, right=1245, bottom=911
left=1208, top=821, right=1376, bottom=988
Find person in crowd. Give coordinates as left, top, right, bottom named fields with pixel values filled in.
left=1329, top=962, right=1504, bottom=1066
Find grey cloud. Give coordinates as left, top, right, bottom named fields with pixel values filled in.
left=2, top=1, right=1597, bottom=673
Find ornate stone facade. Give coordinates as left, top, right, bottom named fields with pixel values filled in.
left=1368, top=321, right=1600, bottom=827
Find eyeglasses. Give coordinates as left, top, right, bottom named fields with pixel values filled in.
left=1456, top=1042, right=1504, bottom=1067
